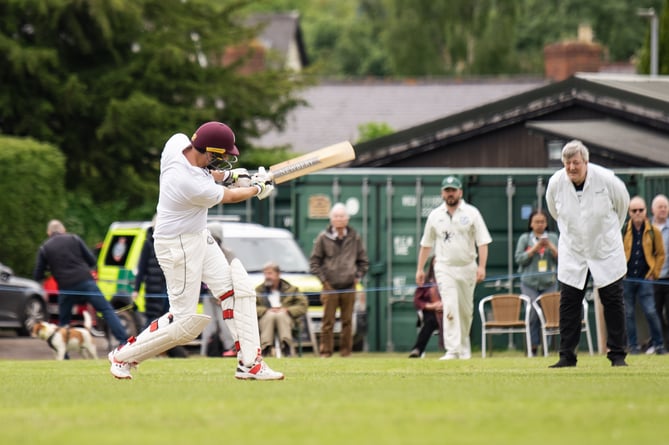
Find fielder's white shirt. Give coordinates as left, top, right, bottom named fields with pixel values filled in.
left=546, top=162, right=629, bottom=289
left=420, top=200, right=492, bottom=267
left=153, top=133, right=224, bottom=239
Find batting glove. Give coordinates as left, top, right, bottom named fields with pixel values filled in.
left=251, top=167, right=274, bottom=200
left=253, top=181, right=275, bottom=200
left=222, top=168, right=251, bottom=187
left=251, top=166, right=272, bottom=184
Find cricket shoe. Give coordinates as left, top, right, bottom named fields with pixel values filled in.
left=235, top=359, right=284, bottom=380
left=108, top=349, right=137, bottom=380
left=438, top=352, right=459, bottom=361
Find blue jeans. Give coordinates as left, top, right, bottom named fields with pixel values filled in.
left=59, top=279, right=128, bottom=343
left=623, top=280, right=664, bottom=350
left=521, top=283, right=558, bottom=349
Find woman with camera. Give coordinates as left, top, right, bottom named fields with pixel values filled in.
left=514, top=209, right=559, bottom=356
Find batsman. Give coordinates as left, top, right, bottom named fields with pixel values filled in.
left=108, top=121, right=284, bottom=380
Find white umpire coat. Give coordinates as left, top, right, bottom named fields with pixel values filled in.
left=546, top=163, right=630, bottom=289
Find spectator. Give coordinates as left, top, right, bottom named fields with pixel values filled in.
left=408, top=257, right=444, bottom=358
left=514, top=209, right=559, bottom=356
left=546, top=140, right=630, bottom=368
left=651, top=194, right=669, bottom=350
left=310, top=203, right=369, bottom=358
left=416, top=175, right=492, bottom=361
left=622, top=196, right=665, bottom=355
left=133, top=222, right=188, bottom=358
left=33, top=219, right=128, bottom=345
left=255, top=262, right=308, bottom=357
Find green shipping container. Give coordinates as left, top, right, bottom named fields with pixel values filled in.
left=245, top=167, right=668, bottom=354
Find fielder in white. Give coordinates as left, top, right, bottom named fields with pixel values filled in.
left=108, top=121, right=284, bottom=380
left=416, top=176, right=492, bottom=360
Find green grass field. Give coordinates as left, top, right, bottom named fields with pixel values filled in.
left=2, top=353, right=668, bottom=445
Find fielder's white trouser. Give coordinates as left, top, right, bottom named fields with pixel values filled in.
left=434, top=261, right=477, bottom=356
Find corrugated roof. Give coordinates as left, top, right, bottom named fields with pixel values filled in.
left=253, top=79, right=546, bottom=152
left=575, top=72, right=669, bottom=102
left=350, top=74, right=669, bottom=167
left=526, top=119, right=669, bottom=165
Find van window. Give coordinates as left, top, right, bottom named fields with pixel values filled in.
left=104, top=235, right=135, bottom=266
left=223, top=237, right=310, bottom=273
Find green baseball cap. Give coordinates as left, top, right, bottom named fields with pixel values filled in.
left=441, top=176, right=462, bottom=190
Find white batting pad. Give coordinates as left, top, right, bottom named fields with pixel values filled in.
left=114, top=313, right=210, bottom=364
left=226, top=257, right=261, bottom=365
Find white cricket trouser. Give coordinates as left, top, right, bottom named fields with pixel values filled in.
left=433, top=261, right=477, bottom=356
left=154, top=230, right=230, bottom=316
left=154, top=229, right=260, bottom=365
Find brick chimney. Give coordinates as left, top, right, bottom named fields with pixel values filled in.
left=543, top=24, right=603, bottom=81
left=221, top=40, right=267, bottom=75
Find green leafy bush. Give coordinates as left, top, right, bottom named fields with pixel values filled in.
left=0, top=136, right=66, bottom=275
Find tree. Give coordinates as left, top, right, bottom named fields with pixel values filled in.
left=357, top=122, right=394, bottom=143
left=0, top=0, right=307, bottom=210
left=255, top=0, right=665, bottom=77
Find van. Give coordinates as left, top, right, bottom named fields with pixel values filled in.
left=96, top=217, right=367, bottom=351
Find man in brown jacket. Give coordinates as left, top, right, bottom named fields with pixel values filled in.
left=623, top=195, right=666, bottom=354
left=255, top=262, right=308, bottom=357
left=309, top=203, right=369, bottom=357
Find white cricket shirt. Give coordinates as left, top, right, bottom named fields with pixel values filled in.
left=420, top=200, right=492, bottom=267
left=153, top=133, right=224, bottom=239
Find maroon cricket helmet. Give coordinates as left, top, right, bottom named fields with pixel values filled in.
left=190, top=121, right=240, bottom=156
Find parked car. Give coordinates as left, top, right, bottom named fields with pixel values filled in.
left=0, top=262, right=48, bottom=335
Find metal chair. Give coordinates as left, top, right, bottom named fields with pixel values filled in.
left=532, top=291, right=594, bottom=356
left=478, top=293, right=533, bottom=358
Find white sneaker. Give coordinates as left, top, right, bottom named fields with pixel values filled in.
left=460, top=351, right=472, bottom=360
left=646, top=346, right=656, bottom=355
left=235, top=359, right=285, bottom=380
left=108, top=350, right=134, bottom=380
left=439, top=352, right=459, bottom=361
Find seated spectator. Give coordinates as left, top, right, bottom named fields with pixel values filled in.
left=255, top=262, right=308, bottom=357
left=408, top=257, right=444, bottom=358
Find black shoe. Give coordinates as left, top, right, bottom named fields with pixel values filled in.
left=408, top=348, right=421, bottom=358
left=549, top=359, right=577, bottom=368
left=611, top=358, right=628, bottom=367
left=281, top=341, right=292, bottom=357
left=261, top=346, right=272, bottom=357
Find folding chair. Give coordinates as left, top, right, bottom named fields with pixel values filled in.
left=478, top=293, right=532, bottom=358
left=532, top=291, right=594, bottom=356
left=273, top=313, right=311, bottom=358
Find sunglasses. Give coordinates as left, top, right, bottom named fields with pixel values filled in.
left=630, top=208, right=646, bottom=213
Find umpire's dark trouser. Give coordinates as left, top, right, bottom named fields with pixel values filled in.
left=558, top=277, right=627, bottom=363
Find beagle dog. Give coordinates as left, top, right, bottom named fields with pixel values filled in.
left=31, top=311, right=98, bottom=360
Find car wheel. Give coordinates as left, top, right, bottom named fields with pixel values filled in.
left=19, top=296, right=47, bottom=336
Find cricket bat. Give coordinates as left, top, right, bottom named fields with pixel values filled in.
left=269, top=141, right=355, bottom=184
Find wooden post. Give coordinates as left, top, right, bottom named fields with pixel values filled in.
left=593, top=288, right=607, bottom=354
